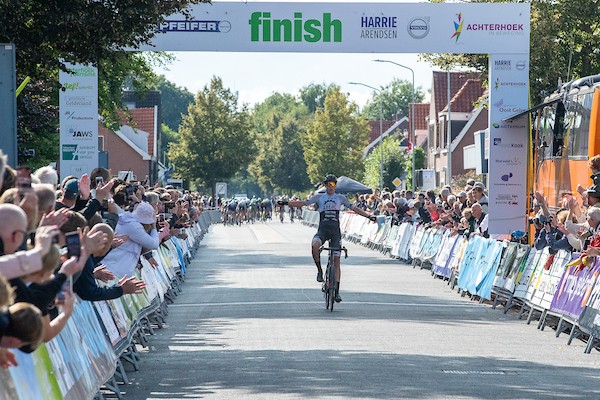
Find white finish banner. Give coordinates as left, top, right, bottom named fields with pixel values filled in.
left=487, top=54, right=529, bottom=235
left=138, top=2, right=530, bottom=54
left=59, top=62, right=99, bottom=179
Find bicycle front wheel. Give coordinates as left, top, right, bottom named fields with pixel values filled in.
left=328, top=262, right=336, bottom=312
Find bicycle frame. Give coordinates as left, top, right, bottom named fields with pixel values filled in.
left=319, top=243, right=348, bottom=311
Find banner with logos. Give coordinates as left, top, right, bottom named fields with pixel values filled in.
left=487, top=54, right=530, bottom=234
left=550, top=258, right=600, bottom=320
left=138, top=2, right=529, bottom=54
left=59, top=62, right=98, bottom=179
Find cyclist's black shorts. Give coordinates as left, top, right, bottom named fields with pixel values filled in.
left=313, top=223, right=342, bottom=254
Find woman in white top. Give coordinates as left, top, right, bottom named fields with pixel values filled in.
left=101, top=202, right=159, bottom=278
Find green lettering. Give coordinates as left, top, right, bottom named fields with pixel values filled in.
left=294, top=12, right=303, bottom=42
left=304, top=20, right=321, bottom=42
left=273, top=18, right=292, bottom=42
left=322, top=13, right=342, bottom=42
left=248, top=11, right=342, bottom=43
left=263, top=12, right=271, bottom=42
left=249, top=12, right=262, bottom=42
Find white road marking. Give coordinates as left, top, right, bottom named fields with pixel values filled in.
left=170, top=301, right=480, bottom=308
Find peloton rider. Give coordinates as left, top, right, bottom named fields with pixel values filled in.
left=279, top=174, right=377, bottom=302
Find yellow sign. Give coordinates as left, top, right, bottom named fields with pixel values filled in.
left=392, top=177, right=402, bottom=187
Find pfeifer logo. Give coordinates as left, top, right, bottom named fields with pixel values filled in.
left=451, top=12, right=463, bottom=42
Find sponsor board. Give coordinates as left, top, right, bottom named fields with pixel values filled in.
left=138, top=2, right=530, bottom=54
left=59, top=62, right=98, bottom=179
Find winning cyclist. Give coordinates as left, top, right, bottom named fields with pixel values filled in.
left=279, top=174, right=377, bottom=302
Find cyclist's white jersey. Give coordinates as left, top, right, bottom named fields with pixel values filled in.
left=305, top=193, right=351, bottom=225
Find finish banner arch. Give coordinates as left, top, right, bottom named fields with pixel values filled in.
left=136, top=2, right=531, bottom=235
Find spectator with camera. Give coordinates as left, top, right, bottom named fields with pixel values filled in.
left=100, top=201, right=159, bottom=278
left=74, top=223, right=146, bottom=301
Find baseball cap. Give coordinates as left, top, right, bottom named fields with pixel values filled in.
left=457, top=191, right=467, bottom=198
left=587, top=185, right=600, bottom=199
left=474, top=182, right=486, bottom=189
left=64, top=179, right=79, bottom=194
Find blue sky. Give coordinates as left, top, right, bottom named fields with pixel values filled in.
left=154, top=51, right=434, bottom=110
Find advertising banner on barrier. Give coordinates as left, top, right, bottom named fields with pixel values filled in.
left=494, top=243, right=530, bottom=292
left=550, top=258, right=600, bottom=320
left=433, top=232, right=458, bottom=278
left=578, top=269, right=600, bottom=338
left=530, top=250, right=572, bottom=310
left=59, top=62, right=98, bottom=179
left=139, top=2, right=530, bottom=54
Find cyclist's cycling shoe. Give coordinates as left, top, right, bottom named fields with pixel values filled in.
left=334, top=293, right=342, bottom=303
left=316, top=271, right=324, bottom=282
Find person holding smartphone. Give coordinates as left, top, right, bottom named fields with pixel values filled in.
left=73, top=223, right=146, bottom=302
left=100, top=202, right=159, bottom=278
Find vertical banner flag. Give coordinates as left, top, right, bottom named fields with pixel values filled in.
left=59, top=62, right=98, bottom=179
left=487, top=54, right=529, bottom=235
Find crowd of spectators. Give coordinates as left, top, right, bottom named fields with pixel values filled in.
left=348, top=155, right=600, bottom=265
left=352, top=178, right=491, bottom=239
left=0, top=150, right=206, bottom=369
left=531, top=155, right=600, bottom=264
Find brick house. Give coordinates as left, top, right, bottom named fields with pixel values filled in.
left=98, top=107, right=158, bottom=183
left=427, top=71, right=485, bottom=186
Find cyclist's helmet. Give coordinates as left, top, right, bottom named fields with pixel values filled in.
left=323, top=174, right=337, bottom=184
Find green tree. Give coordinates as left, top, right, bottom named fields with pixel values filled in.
left=151, top=75, right=194, bottom=131
left=404, top=147, right=426, bottom=190
left=303, top=87, right=370, bottom=184
left=250, top=93, right=311, bottom=193
left=362, top=79, right=426, bottom=121
left=168, top=77, right=254, bottom=196
left=420, top=0, right=600, bottom=104
left=363, top=137, right=408, bottom=189
left=160, top=124, right=179, bottom=163
left=1, top=1, right=208, bottom=166
left=299, top=83, right=337, bottom=113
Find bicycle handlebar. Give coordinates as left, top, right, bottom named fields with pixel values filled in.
left=319, top=246, right=348, bottom=259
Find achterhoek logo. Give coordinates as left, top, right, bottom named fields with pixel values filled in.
left=249, top=12, right=342, bottom=42
left=451, top=12, right=463, bottom=42
left=451, top=12, right=525, bottom=42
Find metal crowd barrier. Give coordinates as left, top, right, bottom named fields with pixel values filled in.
left=304, top=209, right=600, bottom=354
left=0, top=209, right=221, bottom=400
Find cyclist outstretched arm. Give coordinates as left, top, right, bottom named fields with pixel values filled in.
left=287, top=200, right=306, bottom=208
left=350, top=205, right=377, bottom=221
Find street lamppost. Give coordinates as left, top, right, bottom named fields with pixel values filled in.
left=373, top=59, right=416, bottom=190
left=348, top=81, right=384, bottom=190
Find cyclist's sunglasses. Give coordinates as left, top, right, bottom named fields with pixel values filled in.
left=326, top=181, right=337, bottom=188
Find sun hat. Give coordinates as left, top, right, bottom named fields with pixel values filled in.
left=132, top=202, right=156, bottom=224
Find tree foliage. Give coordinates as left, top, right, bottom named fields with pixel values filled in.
left=404, top=147, right=426, bottom=190
left=302, top=87, right=370, bottom=184
left=363, top=137, right=408, bottom=189
left=1, top=0, right=208, bottom=166
left=249, top=93, right=311, bottom=193
left=299, top=83, right=337, bottom=113
left=168, top=77, right=254, bottom=195
left=420, top=0, right=600, bottom=104
left=150, top=75, right=194, bottom=132
left=362, top=79, right=426, bottom=121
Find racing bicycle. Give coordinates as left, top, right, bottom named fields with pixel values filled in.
left=320, top=243, right=348, bottom=311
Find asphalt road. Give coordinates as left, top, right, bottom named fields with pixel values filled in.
left=124, top=217, right=600, bottom=400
